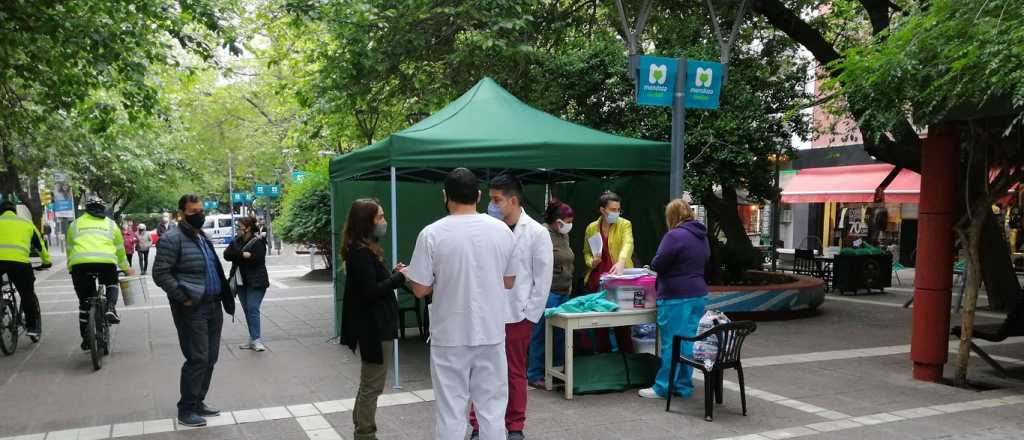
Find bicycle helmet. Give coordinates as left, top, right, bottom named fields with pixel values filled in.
left=0, top=194, right=17, bottom=214
left=84, top=195, right=107, bottom=217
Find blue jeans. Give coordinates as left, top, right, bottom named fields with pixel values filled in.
left=526, top=292, right=569, bottom=382
left=237, top=285, right=266, bottom=342
left=653, top=295, right=708, bottom=398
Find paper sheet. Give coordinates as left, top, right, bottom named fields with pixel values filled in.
left=587, top=233, right=603, bottom=260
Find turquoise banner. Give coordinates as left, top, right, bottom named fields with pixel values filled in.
left=636, top=55, right=678, bottom=107
left=684, top=60, right=723, bottom=110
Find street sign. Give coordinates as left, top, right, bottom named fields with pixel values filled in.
left=684, top=60, right=724, bottom=110
left=635, top=55, right=678, bottom=107
left=254, top=184, right=281, bottom=198
left=232, top=192, right=253, bottom=203
left=203, top=200, right=219, bottom=210
left=292, top=171, right=308, bottom=182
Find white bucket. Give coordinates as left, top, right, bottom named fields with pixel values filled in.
left=119, top=276, right=147, bottom=306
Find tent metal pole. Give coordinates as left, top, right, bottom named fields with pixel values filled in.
left=390, top=166, right=402, bottom=389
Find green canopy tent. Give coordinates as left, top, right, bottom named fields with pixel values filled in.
left=329, top=77, right=669, bottom=387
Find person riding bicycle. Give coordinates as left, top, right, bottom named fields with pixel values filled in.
left=67, top=196, right=132, bottom=350
left=0, top=197, right=51, bottom=342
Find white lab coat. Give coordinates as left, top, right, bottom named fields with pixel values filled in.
left=504, top=210, right=554, bottom=324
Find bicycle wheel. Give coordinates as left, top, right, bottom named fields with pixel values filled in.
left=0, top=299, right=17, bottom=356
left=88, top=302, right=103, bottom=370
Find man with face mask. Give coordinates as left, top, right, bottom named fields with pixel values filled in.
left=153, top=194, right=235, bottom=428
left=157, top=212, right=172, bottom=237
left=67, top=196, right=132, bottom=348
left=467, top=173, right=552, bottom=440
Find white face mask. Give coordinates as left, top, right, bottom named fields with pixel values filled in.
left=557, top=220, right=573, bottom=235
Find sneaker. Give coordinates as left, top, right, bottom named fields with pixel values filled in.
left=469, top=431, right=479, bottom=440
left=638, top=387, right=663, bottom=399
left=252, top=341, right=267, bottom=352
left=528, top=379, right=546, bottom=389
left=177, top=413, right=206, bottom=427
left=26, top=331, right=40, bottom=343
left=105, top=310, right=121, bottom=324
left=238, top=342, right=253, bottom=350
left=197, top=404, right=221, bottom=417
left=508, top=431, right=526, bottom=440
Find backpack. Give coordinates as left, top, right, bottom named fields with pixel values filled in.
left=693, top=310, right=731, bottom=370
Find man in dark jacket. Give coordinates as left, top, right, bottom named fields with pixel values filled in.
left=153, top=194, right=235, bottom=428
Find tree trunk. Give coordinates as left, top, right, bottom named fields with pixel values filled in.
left=955, top=206, right=987, bottom=387
left=702, top=185, right=762, bottom=281
left=21, top=175, right=43, bottom=229
left=980, top=213, right=1017, bottom=310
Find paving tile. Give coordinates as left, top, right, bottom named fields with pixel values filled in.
left=296, top=415, right=331, bottom=431
left=816, top=410, right=852, bottom=420
left=313, top=400, right=349, bottom=414
left=259, top=407, right=293, bottom=421
left=7, top=435, right=45, bottom=440
left=41, top=429, right=77, bottom=440
left=204, top=412, right=236, bottom=427
left=142, top=419, right=175, bottom=434
left=377, top=392, right=423, bottom=407
left=890, top=407, right=943, bottom=419
left=233, top=409, right=266, bottom=424
left=760, top=426, right=818, bottom=439
left=77, top=425, right=112, bottom=440
left=287, top=404, right=320, bottom=417
left=111, top=421, right=144, bottom=438
left=805, top=419, right=863, bottom=432
left=305, top=428, right=343, bottom=440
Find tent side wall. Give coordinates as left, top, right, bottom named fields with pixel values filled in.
left=331, top=174, right=668, bottom=338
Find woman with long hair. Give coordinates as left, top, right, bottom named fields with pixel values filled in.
left=340, top=198, right=406, bottom=440
left=224, top=216, right=269, bottom=351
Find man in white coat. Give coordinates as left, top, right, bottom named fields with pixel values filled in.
left=404, top=168, right=518, bottom=440
left=468, top=173, right=553, bottom=440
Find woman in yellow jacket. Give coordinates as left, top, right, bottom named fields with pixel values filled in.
left=583, top=191, right=634, bottom=292
left=583, top=191, right=635, bottom=353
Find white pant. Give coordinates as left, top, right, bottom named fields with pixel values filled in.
left=430, top=343, right=508, bottom=440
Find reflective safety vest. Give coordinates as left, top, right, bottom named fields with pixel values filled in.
left=0, top=211, right=51, bottom=264
left=67, top=214, right=129, bottom=270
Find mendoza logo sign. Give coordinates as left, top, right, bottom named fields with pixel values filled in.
left=636, top=55, right=678, bottom=107
left=684, top=60, right=723, bottom=110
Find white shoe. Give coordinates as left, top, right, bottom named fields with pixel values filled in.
left=238, top=342, right=253, bottom=350
left=252, top=341, right=267, bottom=352
left=638, top=388, right=662, bottom=399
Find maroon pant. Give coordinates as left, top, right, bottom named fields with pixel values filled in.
left=470, top=319, right=534, bottom=432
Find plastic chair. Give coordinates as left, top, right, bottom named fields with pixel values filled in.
left=892, top=261, right=906, bottom=286
left=666, top=321, right=758, bottom=422
left=396, top=286, right=424, bottom=341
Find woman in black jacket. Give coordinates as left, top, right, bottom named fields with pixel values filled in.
left=224, top=217, right=270, bottom=352
left=341, top=198, right=405, bottom=440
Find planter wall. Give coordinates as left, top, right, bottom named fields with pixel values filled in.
left=706, top=274, right=825, bottom=313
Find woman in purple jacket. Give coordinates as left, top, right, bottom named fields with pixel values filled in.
left=639, top=198, right=710, bottom=400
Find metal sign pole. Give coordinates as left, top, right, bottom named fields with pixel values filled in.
left=670, top=59, right=689, bottom=200
left=389, top=166, right=402, bottom=389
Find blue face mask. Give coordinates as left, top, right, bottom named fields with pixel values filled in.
left=487, top=202, right=505, bottom=221
left=606, top=212, right=620, bottom=224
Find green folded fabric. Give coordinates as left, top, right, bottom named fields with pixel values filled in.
left=544, top=292, right=619, bottom=317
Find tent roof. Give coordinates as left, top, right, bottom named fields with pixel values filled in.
left=330, top=77, right=669, bottom=182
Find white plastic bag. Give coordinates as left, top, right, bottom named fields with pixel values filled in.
left=693, top=310, right=731, bottom=370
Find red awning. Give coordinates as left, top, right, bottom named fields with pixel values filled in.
left=781, top=164, right=920, bottom=204
left=883, top=168, right=921, bottom=203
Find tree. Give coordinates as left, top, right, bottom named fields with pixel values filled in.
left=832, top=0, right=1023, bottom=387
left=0, top=0, right=240, bottom=225
left=272, top=0, right=811, bottom=276
left=275, top=159, right=332, bottom=269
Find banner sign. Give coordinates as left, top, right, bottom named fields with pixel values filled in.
left=636, top=55, right=679, bottom=107
left=684, top=60, right=724, bottom=110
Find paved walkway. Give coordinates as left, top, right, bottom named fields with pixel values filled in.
left=1, top=257, right=1022, bottom=439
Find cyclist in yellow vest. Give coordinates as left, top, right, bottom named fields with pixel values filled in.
left=67, top=196, right=132, bottom=350
left=0, top=199, right=51, bottom=342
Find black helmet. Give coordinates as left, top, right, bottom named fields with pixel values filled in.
left=84, top=195, right=106, bottom=217
left=0, top=194, right=16, bottom=214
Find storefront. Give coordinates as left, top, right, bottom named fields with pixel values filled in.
left=779, top=153, right=921, bottom=267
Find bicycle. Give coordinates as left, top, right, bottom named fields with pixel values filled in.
left=0, top=265, right=46, bottom=356
left=83, top=270, right=126, bottom=371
